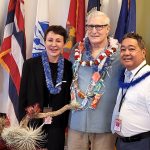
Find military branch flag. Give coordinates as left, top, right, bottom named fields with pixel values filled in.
left=87, top=0, right=100, bottom=12
left=115, top=0, right=136, bottom=42
left=32, top=0, right=50, bottom=57
left=63, top=0, right=85, bottom=59
left=0, top=0, right=26, bottom=125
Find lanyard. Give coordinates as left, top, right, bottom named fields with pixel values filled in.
left=118, top=63, right=147, bottom=112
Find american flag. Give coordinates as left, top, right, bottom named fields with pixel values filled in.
left=0, top=0, right=26, bottom=125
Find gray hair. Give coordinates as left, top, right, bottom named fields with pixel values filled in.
left=86, top=10, right=110, bottom=25
left=121, top=32, right=146, bottom=49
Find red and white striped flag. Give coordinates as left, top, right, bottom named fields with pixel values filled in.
left=0, top=0, right=26, bottom=125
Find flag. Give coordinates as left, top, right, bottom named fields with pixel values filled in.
left=63, top=0, right=85, bottom=59
left=115, top=0, right=136, bottom=42
left=87, top=0, right=100, bottom=12
left=32, top=0, right=50, bottom=57
left=0, top=0, right=26, bottom=125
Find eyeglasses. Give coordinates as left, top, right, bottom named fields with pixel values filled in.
left=86, top=24, right=108, bottom=31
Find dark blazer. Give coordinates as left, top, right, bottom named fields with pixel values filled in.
left=18, top=56, right=73, bottom=128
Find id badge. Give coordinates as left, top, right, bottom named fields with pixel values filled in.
left=114, top=118, right=122, bottom=132
left=44, top=116, right=52, bottom=124
left=43, top=107, right=52, bottom=124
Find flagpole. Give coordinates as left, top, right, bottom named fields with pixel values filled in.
left=97, top=0, right=101, bottom=11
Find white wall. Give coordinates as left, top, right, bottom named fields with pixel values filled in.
left=0, top=0, right=121, bottom=113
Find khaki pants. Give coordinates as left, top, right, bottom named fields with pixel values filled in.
left=67, top=129, right=116, bottom=150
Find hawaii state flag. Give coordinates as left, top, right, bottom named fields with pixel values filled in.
left=115, top=0, right=136, bottom=42
left=63, top=0, right=85, bottom=59
left=0, top=0, right=26, bottom=125
left=32, top=0, right=50, bottom=57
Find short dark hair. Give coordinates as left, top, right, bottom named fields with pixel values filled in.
left=121, top=32, right=145, bottom=49
left=44, top=25, right=68, bottom=43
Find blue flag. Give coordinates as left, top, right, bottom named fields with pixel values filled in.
left=87, top=0, right=99, bottom=12
left=115, top=0, right=136, bottom=42
left=32, top=0, right=50, bottom=57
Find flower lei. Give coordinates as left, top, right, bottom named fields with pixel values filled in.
left=74, top=37, right=118, bottom=69
left=41, top=51, right=64, bottom=94
left=71, top=37, right=119, bottom=109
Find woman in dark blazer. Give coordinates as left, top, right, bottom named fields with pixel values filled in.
left=18, top=25, right=72, bottom=150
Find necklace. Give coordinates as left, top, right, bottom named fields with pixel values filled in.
left=41, top=51, right=64, bottom=94
left=74, top=37, right=118, bottom=68
left=71, top=37, right=119, bottom=109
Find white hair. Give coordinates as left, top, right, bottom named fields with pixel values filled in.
left=86, top=10, right=110, bottom=25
